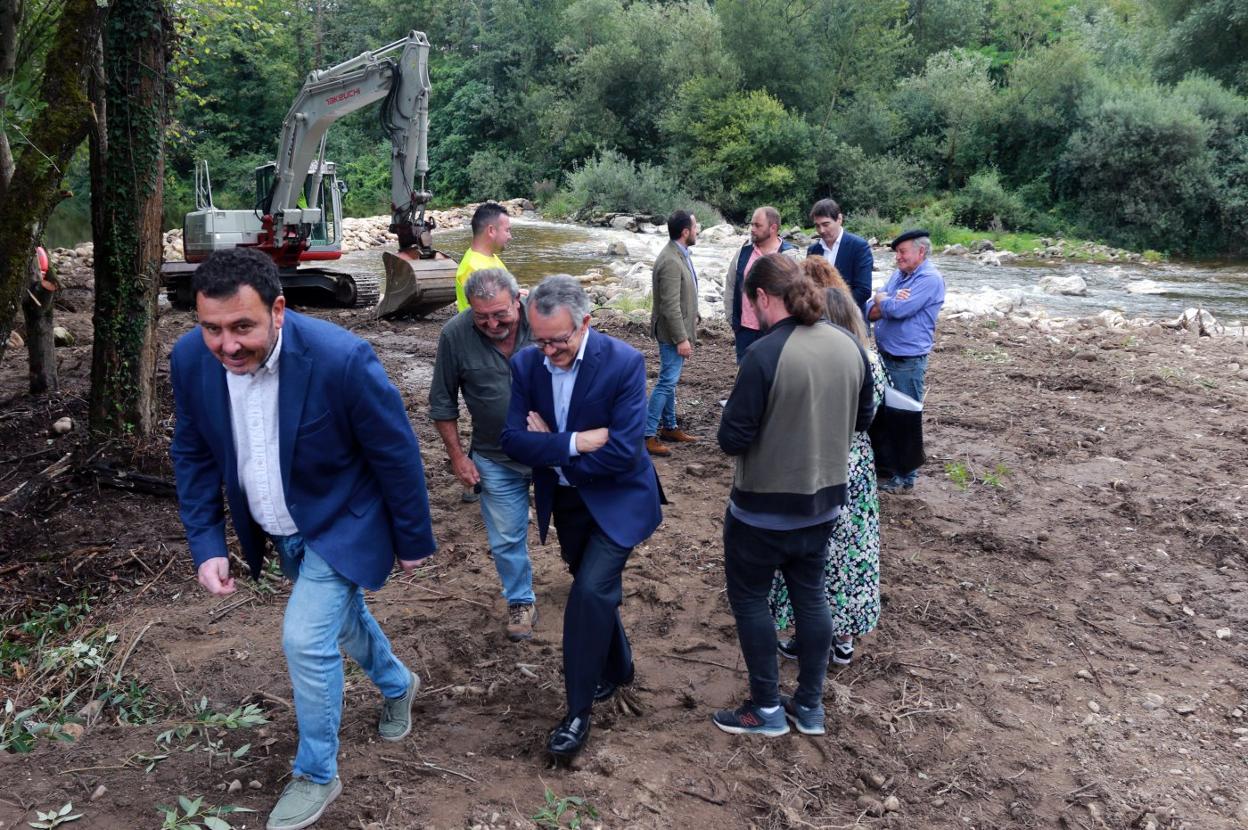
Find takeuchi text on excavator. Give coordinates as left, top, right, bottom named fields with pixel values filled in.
left=161, top=30, right=458, bottom=318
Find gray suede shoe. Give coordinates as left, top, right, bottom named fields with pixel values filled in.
left=266, top=776, right=342, bottom=830
left=378, top=670, right=420, bottom=741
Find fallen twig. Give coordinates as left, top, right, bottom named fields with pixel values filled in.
left=381, top=755, right=478, bottom=783
left=114, top=619, right=159, bottom=684
left=402, top=581, right=489, bottom=609
left=658, top=652, right=739, bottom=672
left=209, top=594, right=256, bottom=621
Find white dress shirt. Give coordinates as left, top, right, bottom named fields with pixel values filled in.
left=543, top=327, right=592, bottom=486
left=820, top=230, right=843, bottom=266
left=226, top=330, right=299, bottom=536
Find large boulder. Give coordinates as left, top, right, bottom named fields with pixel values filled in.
left=699, top=223, right=741, bottom=244
left=1125, top=279, right=1165, bottom=294
left=942, top=288, right=1025, bottom=318
left=1038, top=275, right=1088, bottom=296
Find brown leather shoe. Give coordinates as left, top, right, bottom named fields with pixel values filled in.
left=645, top=436, right=672, bottom=456
left=658, top=428, right=700, bottom=443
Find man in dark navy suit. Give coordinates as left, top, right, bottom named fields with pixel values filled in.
left=170, top=248, right=435, bottom=830
left=807, top=198, right=874, bottom=319
left=500, top=275, right=662, bottom=762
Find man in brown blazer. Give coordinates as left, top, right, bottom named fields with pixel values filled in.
left=645, top=210, right=701, bottom=457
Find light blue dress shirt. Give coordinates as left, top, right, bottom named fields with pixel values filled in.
left=543, top=327, right=592, bottom=486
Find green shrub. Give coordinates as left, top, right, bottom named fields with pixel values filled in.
left=846, top=210, right=896, bottom=243
left=466, top=148, right=529, bottom=202
left=952, top=169, right=1030, bottom=231
left=562, top=148, right=685, bottom=217
left=901, top=201, right=956, bottom=246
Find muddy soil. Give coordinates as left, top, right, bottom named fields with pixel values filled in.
left=2, top=264, right=1247, bottom=830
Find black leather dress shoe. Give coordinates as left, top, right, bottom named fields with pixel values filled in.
left=592, top=665, right=635, bottom=703
left=547, top=713, right=591, bottom=761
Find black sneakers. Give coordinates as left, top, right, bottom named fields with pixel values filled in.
left=776, top=637, right=854, bottom=666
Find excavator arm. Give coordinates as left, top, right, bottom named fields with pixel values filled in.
left=260, top=30, right=435, bottom=267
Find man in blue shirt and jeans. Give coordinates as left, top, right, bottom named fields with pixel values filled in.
left=865, top=229, right=945, bottom=494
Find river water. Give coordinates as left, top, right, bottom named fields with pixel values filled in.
left=340, top=217, right=1248, bottom=324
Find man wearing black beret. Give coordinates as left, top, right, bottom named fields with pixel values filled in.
left=864, top=229, right=945, bottom=494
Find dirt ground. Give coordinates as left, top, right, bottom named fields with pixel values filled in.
left=2, top=262, right=1247, bottom=830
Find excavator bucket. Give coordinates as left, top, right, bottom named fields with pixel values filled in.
left=377, top=249, right=459, bottom=318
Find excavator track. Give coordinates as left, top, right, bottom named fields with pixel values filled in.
left=347, top=273, right=381, bottom=308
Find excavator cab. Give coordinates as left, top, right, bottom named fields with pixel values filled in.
left=253, top=162, right=343, bottom=254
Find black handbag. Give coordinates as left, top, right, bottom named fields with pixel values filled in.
left=868, top=386, right=926, bottom=474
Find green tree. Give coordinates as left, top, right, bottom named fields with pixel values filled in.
left=1154, top=0, right=1248, bottom=90
left=1058, top=83, right=1215, bottom=252
left=674, top=88, right=814, bottom=220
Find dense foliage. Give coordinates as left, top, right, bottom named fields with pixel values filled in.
left=34, top=0, right=1248, bottom=255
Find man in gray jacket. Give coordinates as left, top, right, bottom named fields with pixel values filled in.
left=645, top=210, right=701, bottom=457
left=714, top=253, right=874, bottom=739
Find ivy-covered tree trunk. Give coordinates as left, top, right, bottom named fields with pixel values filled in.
left=88, top=0, right=172, bottom=436
left=0, top=0, right=102, bottom=366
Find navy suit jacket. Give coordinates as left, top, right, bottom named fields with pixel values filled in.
left=170, top=310, right=436, bottom=591
left=808, top=231, right=874, bottom=317
left=500, top=329, right=661, bottom=549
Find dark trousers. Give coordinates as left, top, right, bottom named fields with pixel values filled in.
left=553, top=486, right=634, bottom=718
left=733, top=326, right=764, bottom=363
left=723, top=509, right=833, bottom=709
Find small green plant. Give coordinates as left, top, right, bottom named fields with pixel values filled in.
left=1, top=594, right=94, bottom=679
left=532, top=786, right=599, bottom=829
left=156, top=699, right=267, bottom=763
left=106, top=679, right=165, bottom=725
left=963, top=346, right=1010, bottom=364
left=945, top=461, right=973, bottom=490
left=607, top=294, right=652, bottom=314
left=981, top=463, right=1011, bottom=488
left=27, top=802, right=82, bottom=829
left=157, top=795, right=254, bottom=830
left=2, top=697, right=80, bottom=753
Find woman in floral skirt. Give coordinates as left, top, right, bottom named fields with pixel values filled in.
left=768, top=257, right=886, bottom=665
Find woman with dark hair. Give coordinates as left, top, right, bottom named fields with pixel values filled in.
left=768, top=258, right=887, bottom=667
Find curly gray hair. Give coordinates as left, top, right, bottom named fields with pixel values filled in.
left=464, top=267, right=520, bottom=302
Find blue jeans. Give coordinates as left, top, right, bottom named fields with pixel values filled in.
left=879, top=352, right=929, bottom=486
left=723, top=510, right=833, bottom=709
left=645, top=342, right=685, bottom=436
left=733, top=326, right=763, bottom=363
left=471, top=451, right=535, bottom=605
left=273, top=535, right=410, bottom=784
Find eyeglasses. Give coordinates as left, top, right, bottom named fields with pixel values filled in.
left=534, top=330, right=577, bottom=350
left=471, top=309, right=515, bottom=325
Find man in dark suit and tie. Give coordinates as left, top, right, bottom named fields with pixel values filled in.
left=807, top=198, right=874, bottom=319
left=170, top=248, right=436, bottom=830
left=644, top=209, right=701, bottom=457
left=500, top=275, right=662, bottom=762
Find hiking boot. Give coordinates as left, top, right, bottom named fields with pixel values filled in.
left=266, top=776, right=342, bottom=830
left=506, top=602, right=538, bottom=641
left=711, top=700, right=789, bottom=737
left=831, top=637, right=854, bottom=666
left=378, top=670, right=419, bottom=741
left=777, top=638, right=798, bottom=660
left=658, top=427, right=700, bottom=443
left=645, top=436, right=671, bottom=457
left=781, top=694, right=826, bottom=736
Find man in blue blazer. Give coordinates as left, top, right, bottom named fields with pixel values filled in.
left=170, top=248, right=436, bottom=830
left=500, top=275, right=661, bottom=762
left=807, top=198, right=874, bottom=319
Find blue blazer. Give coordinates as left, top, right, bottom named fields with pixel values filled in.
left=808, top=231, right=874, bottom=317
left=170, top=310, right=436, bottom=591
left=500, top=330, right=661, bottom=549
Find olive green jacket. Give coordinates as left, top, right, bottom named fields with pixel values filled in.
left=649, top=240, right=699, bottom=345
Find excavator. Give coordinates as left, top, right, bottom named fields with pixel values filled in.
left=161, top=30, right=458, bottom=317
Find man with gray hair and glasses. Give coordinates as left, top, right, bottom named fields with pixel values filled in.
left=501, top=276, right=662, bottom=763
left=865, top=229, right=946, bottom=494
left=430, top=268, right=538, bottom=640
